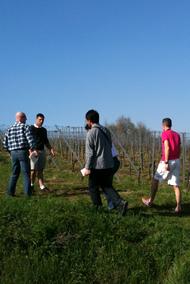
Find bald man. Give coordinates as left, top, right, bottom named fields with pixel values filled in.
left=3, top=112, right=37, bottom=196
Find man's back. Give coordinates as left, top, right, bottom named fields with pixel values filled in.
left=161, top=129, right=181, bottom=160
left=85, top=124, right=114, bottom=170
left=4, top=122, right=33, bottom=151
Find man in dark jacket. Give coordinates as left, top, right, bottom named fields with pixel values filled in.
left=30, top=113, right=55, bottom=192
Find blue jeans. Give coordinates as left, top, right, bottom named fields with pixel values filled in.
left=7, top=150, right=31, bottom=196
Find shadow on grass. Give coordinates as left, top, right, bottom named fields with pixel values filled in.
left=132, top=202, right=190, bottom=217
left=48, top=187, right=128, bottom=198
left=32, top=188, right=190, bottom=218
left=48, top=187, right=89, bottom=197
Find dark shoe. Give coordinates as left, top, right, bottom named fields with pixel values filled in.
left=40, top=186, right=50, bottom=193
left=31, top=185, right=35, bottom=194
left=117, top=200, right=128, bottom=216
left=7, top=193, right=16, bottom=197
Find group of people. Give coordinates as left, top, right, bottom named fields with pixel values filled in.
left=82, top=110, right=181, bottom=215
left=3, top=112, right=55, bottom=196
left=2, top=109, right=182, bottom=215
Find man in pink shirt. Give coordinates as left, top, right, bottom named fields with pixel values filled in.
left=142, top=118, right=181, bottom=213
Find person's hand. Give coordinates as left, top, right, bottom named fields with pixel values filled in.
left=33, top=150, right=38, bottom=157
left=49, top=148, right=55, bottom=157
left=81, top=168, right=91, bottom=176
left=164, top=163, right=170, bottom=172
left=29, top=149, right=38, bottom=158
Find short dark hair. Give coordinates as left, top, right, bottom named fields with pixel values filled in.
left=85, top=124, right=91, bottom=131
left=162, top=118, right=172, bottom=128
left=36, top=113, right=45, bottom=119
left=85, top=109, right=99, bottom=123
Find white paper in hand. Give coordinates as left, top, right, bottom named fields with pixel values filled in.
left=162, top=170, right=170, bottom=180
left=81, top=168, right=86, bottom=176
left=80, top=168, right=91, bottom=176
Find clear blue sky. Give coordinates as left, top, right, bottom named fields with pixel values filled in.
left=0, top=0, right=190, bottom=131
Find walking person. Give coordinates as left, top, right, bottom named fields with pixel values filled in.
left=85, top=124, right=121, bottom=210
left=142, top=118, right=181, bottom=213
left=3, top=112, right=37, bottom=196
left=30, top=113, right=55, bottom=193
left=82, top=109, right=128, bottom=215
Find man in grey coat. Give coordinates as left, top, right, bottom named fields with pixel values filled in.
left=83, top=109, right=128, bottom=215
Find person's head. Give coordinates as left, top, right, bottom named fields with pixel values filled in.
left=35, top=113, right=45, bottom=127
left=16, top=112, right=27, bottom=124
left=162, top=118, right=172, bottom=131
left=85, top=109, right=99, bottom=129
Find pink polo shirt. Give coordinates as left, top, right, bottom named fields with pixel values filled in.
left=161, top=129, right=181, bottom=161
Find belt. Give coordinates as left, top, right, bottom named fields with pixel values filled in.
left=11, top=148, right=29, bottom=151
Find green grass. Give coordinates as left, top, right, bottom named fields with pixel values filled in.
left=1, top=152, right=190, bottom=283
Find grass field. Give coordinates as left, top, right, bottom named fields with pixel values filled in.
left=1, top=151, right=190, bottom=284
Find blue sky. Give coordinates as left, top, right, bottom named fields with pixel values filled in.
left=0, top=0, right=190, bottom=131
